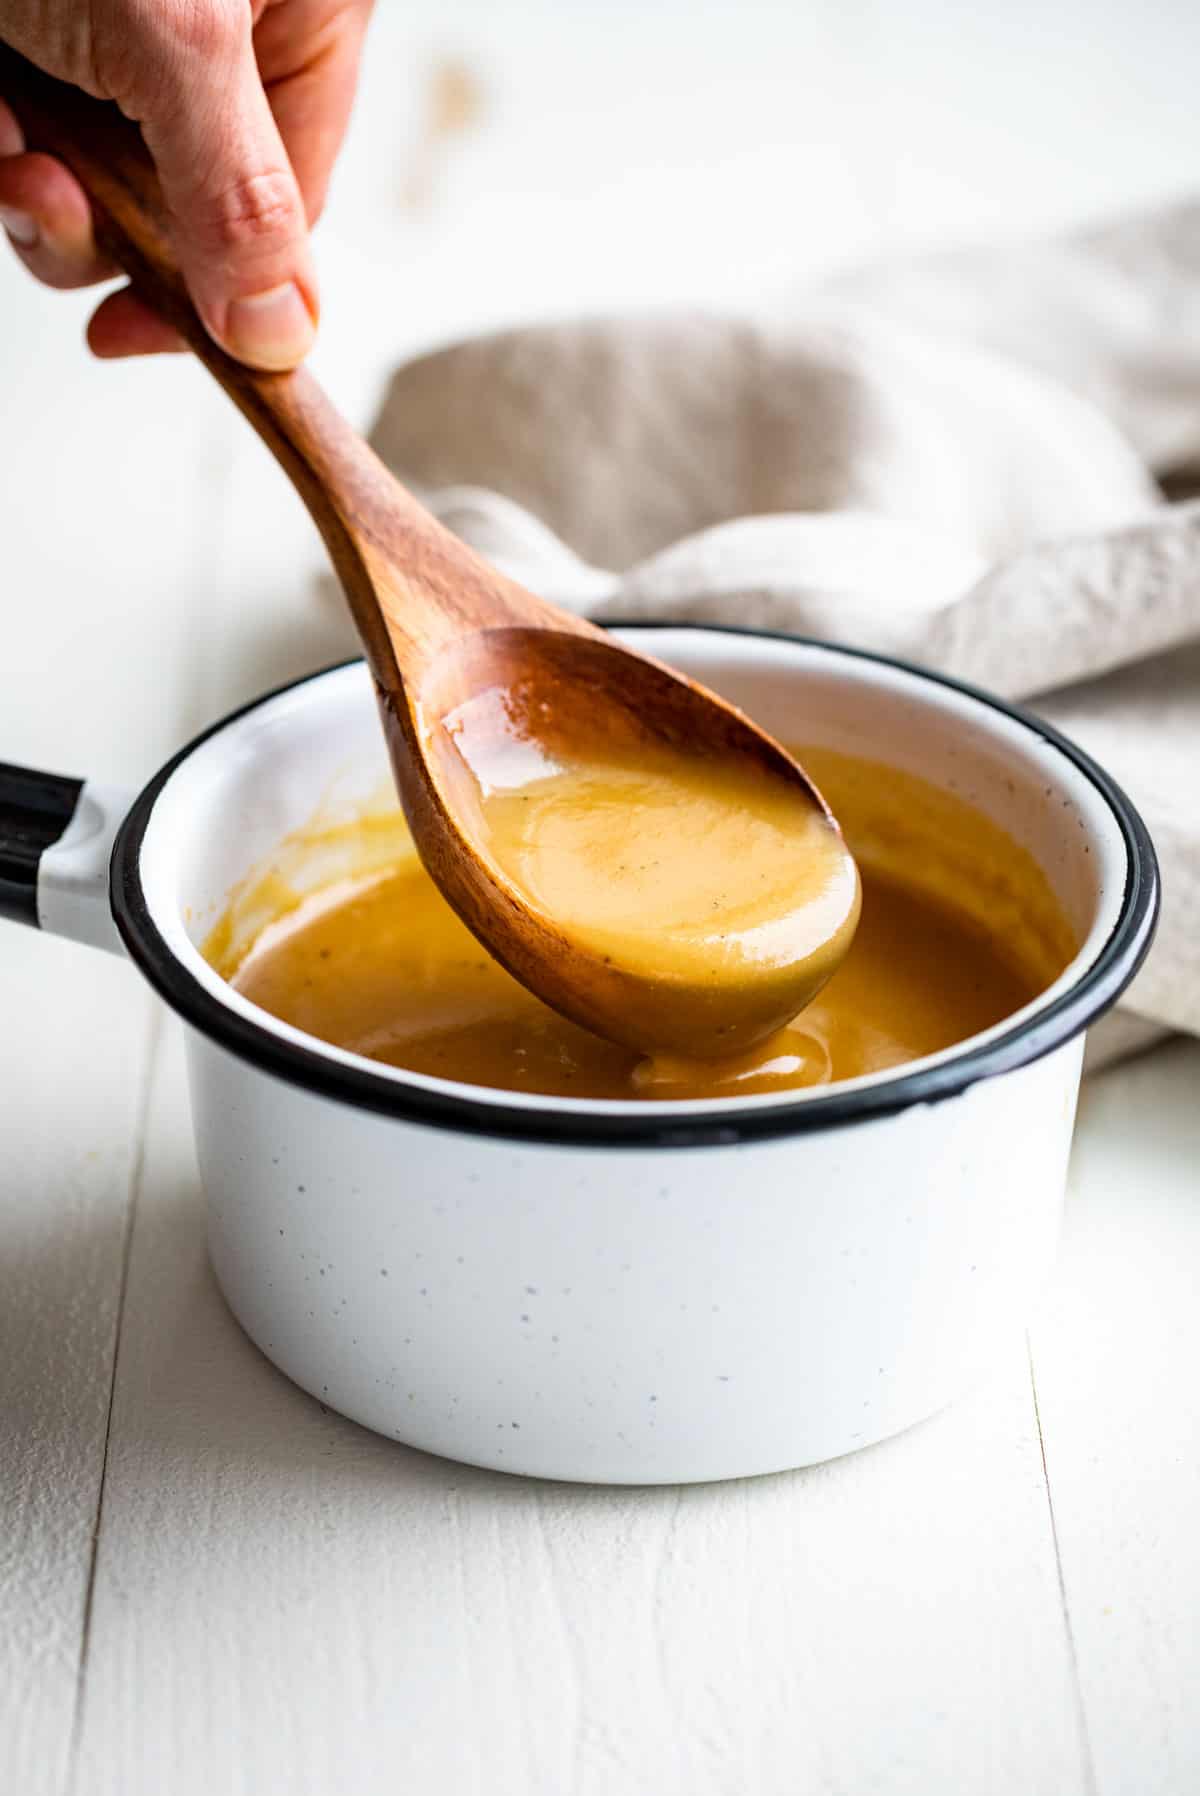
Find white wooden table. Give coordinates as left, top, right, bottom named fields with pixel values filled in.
left=2, top=6, right=1198, bottom=1791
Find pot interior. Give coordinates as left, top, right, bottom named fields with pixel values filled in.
left=136, top=631, right=1133, bottom=1113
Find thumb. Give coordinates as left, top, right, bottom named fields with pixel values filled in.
left=135, top=14, right=318, bottom=372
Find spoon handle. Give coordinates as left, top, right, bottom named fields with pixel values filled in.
left=0, top=44, right=499, bottom=681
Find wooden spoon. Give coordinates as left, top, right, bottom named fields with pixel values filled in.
left=2, top=49, right=859, bottom=1059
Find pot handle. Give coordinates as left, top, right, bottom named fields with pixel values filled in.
left=0, top=764, right=129, bottom=954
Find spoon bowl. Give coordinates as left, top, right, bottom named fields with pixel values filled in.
left=399, top=624, right=860, bottom=1055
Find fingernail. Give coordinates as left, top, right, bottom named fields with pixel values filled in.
left=0, top=206, right=38, bottom=248
left=224, top=281, right=316, bottom=370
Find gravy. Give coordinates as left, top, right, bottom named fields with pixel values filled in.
left=209, top=749, right=1076, bottom=1103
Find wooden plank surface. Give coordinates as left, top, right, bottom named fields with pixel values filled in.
left=0, top=941, right=154, bottom=1796
left=1032, top=1039, right=1200, bottom=1796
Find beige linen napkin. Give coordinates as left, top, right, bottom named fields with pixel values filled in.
left=368, top=204, right=1200, bottom=1064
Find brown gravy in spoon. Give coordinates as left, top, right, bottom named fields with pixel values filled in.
left=428, top=683, right=861, bottom=1057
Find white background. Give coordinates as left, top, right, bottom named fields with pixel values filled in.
left=2, top=3, right=1198, bottom=1791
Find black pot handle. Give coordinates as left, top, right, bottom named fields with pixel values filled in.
left=0, top=763, right=128, bottom=952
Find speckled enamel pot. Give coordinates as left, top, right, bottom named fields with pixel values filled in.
left=1, top=629, right=1157, bottom=1483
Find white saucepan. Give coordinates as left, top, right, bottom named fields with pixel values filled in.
left=0, top=628, right=1157, bottom=1483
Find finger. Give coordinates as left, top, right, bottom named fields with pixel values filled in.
left=87, top=285, right=186, bottom=358
left=136, top=10, right=318, bottom=371
left=0, top=147, right=116, bottom=289
left=255, top=1, right=373, bottom=224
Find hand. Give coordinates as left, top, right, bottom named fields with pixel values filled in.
left=0, top=1, right=373, bottom=369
